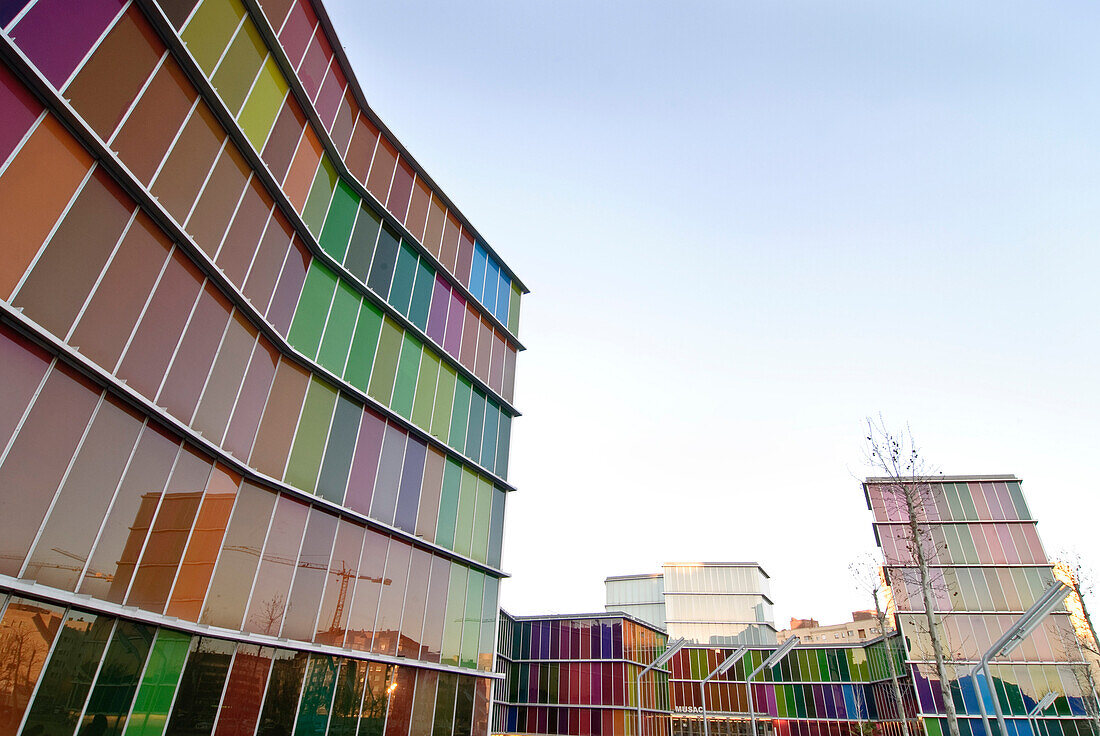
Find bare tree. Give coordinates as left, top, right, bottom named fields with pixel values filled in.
left=863, top=417, right=961, bottom=736
left=1052, top=552, right=1100, bottom=735
left=850, top=553, right=910, bottom=736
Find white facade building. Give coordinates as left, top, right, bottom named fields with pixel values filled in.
left=604, top=562, right=777, bottom=646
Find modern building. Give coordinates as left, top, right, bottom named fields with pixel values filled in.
left=606, top=564, right=777, bottom=647
left=492, top=611, right=671, bottom=736
left=0, top=0, right=524, bottom=733
left=865, top=475, right=1094, bottom=736
left=777, top=612, right=891, bottom=646
left=667, top=638, right=918, bottom=736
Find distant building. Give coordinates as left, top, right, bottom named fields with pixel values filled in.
left=776, top=611, right=891, bottom=645
left=606, top=563, right=777, bottom=646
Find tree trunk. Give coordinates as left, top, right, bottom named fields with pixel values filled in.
left=876, top=598, right=911, bottom=736
left=905, top=487, right=962, bottom=736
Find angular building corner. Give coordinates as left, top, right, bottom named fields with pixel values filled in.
left=0, top=0, right=524, bottom=733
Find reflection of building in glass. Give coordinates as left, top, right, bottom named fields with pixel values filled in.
left=0, top=0, right=524, bottom=729
left=607, top=563, right=777, bottom=646
left=492, top=611, right=672, bottom=736
left=865, top=475, right=1093, bottom=736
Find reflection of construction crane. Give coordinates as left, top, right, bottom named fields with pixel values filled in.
left=260, top=552, right=389, bottom=632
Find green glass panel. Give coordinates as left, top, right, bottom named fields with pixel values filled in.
left=319, top=181, right=360, bottom=262
left=436, top=459, right=461, bottom=549
left=441, top=564, right=468, bottom=666
left=925, top=718, right=943, bottom=736
left=448, top=377, right=471, bottom=453
left=317, top=281, right=360, bottom=374
left=412, top=350, right=440, bottom=430
left=329, top=659, right=367, bottom=736
left=472, top=476, right=492, bottom=563
left=345, top=205, right=381, bottom=281
left=794, top=683, right=806, bottom=717
left=1005, top=481, right=1031, bottom=520
left=389, top=242, right=418, bottom=315
left=837, top=649, right=851, bottom=680
left=81, top=619, right=155, bottom=734
left=238, top=57, right=287, bottom=150
left=479, top=576, right=498, bottom=670
left=22, top=610, right=112, bottom=735
left=507, top=282, right=521, bottom=334
left=430, top=364, right=456, bottom=443
left=296, top=655, right=339, bottom=734
left=480, top=400, right=498, bottom=473
left=432, top=673, right=457, bottom=736
left=817, top=650, right=829, bottom=682
left=125, top=629, right=191, bottom=736
left=408, top=259, right=433, bottom=330
left=316, top=395, right=361, bottom=504
left=460, top=571, right=484, bottom=669
left=288, top=261, right=338, bottom=359
left=344, top=300, right=383, bottom=392
left=774, top=679, right=786, bottom=716
left=464, top=390, right=485, bottom=460
left=943, top=483, right=965, bottom=521
left=367, top=317, right=403, bottom=404
left=454, top=468, right=477, bottom=557
left=391, top=334, right=422, bottom=419
left=285, top=378, right=338, bottom=492
left=496, top=412, right=511, bottom=480
left=302, top=158, right=338, bottom=237
left=210, top=20, right=265, bottom=115
left=957, top=482, right=978, bottom=520
left=181, top=0, right=245, bottom=75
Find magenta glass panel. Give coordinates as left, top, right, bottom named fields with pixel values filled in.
left=0, top=63, right=42, bottom=164
left=444, top=290, right=465, bottom=356
left=489, top=333, right=505, bottom=394
left=266, top=235, right=309, bottom=336
left=426, top=275, right=449, bottom=345
left=0, top=364, right=100, bottom=576
left=314, top=63, right=345, bottom=127
left=157, top=284, right=233, bottom=422
left=223, top=338, right=278, bottom=460
left=969, top=482, right=992, bottom=519
left=242, top=211, right=294, bottom=315
left=0, top=324, right=50, bottom=451
left=11, top=0, right=125, bottom=87
left=296, top=31, right=331, bottom=100
left=116, top=248, right=204, bottom=399
left=329, top=92, right=355, bottom=154
left=277, top=0, right=316, bottom=69
left=455, top=229, right=475, bottom=286
left=344, top=408, right=385, bottom=516
left=281, top=507, right=338, bottom=641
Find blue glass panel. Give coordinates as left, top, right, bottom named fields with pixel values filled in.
left=470, top=243, right=487, bottom=303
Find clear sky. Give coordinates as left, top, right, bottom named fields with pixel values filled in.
left=326, top=0, right=1100, bottom=627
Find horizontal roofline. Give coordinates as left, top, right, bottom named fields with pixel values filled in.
left=500, top=608, right=668, bottom=634
left=864, top=474, right=1018, bottom=483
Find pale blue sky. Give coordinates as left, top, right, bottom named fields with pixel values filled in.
left=327, top=0, right=1100, bottom=626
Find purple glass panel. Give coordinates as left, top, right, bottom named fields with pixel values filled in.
left=548, top=620, right=560, bottom=660
left=394, top=436, right=425, bottom=533
left=369, top=423, right=406, bottom=525
left=813, top=684, right=826, bottom=717
left=344, top=408, right=385, bottom=516
left=611, top=622, right=621, bottom=659
left=426, top=276, right=449, bottom=345
left=12, top=0, right=125, bottom=87
left=529, top=619, right=540, bottom=662
left=0, top=0, right=33, bottom=27
left=0, top=63, right=41, bottom=164
left=540, top=621, right=552, bottom=659
left=444, top=290, right=464, bottom=356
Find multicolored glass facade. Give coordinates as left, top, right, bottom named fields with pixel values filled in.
left=866, top=476, right=1094, bottom=736
left=668, top=640, right=918, bottom=736
left=0, top=0, right=523, bottom=732
left=492, top=612, right=671, bottom=736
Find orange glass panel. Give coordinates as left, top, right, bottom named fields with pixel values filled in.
left=282, top=126, right=323, bottom=210
left=0, top=115, right=93, bottom=297
left=166, top=462, right=241, bottom=621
